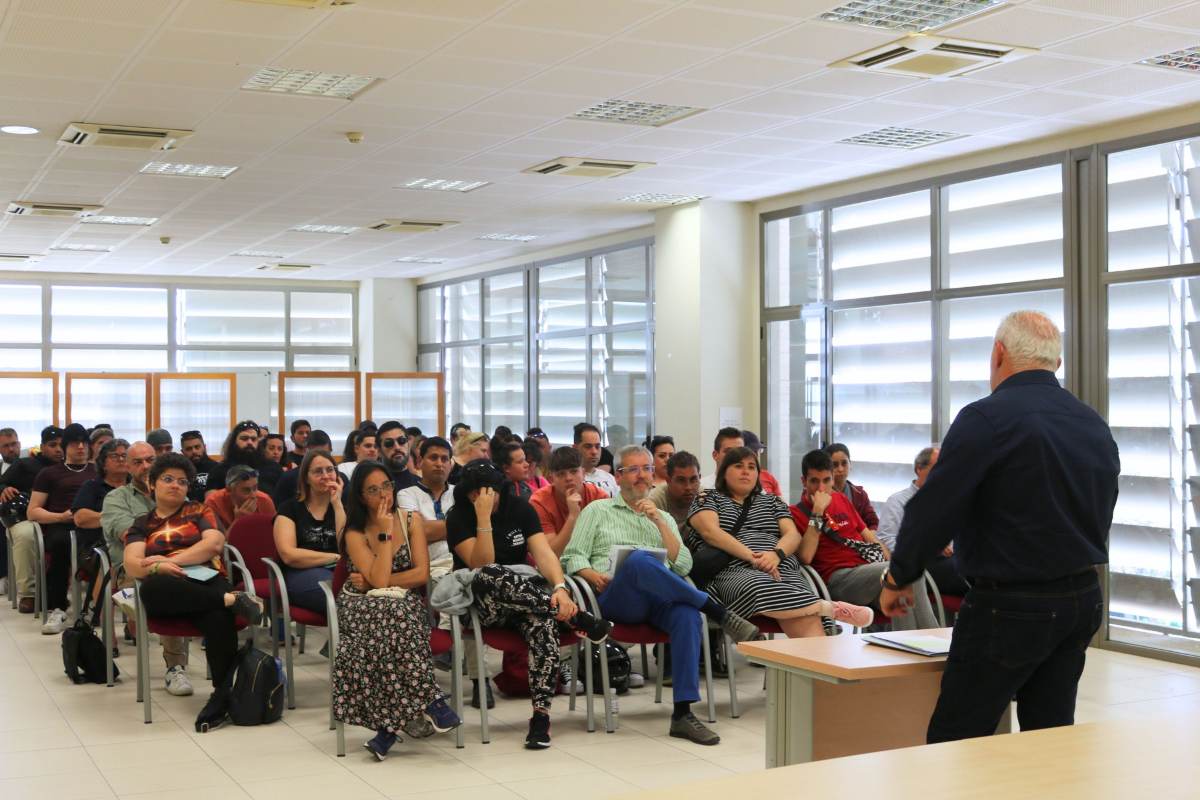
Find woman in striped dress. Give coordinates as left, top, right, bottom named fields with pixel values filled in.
left=688, top=447, right=874, bottom=637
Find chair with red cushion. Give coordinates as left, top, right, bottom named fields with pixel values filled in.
left=223, top=513, right=275, bottom=600
left=927, top=573, right=965, bottom=627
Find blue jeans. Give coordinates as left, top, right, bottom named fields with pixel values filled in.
left=597, top=550, right=706, bottom=704
left=283, top=566, right=333, bottom=615
left=927, top=570, right=1103, bottom=743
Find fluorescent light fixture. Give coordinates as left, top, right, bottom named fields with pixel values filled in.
left=395, top=256, right=446, bottom=264
left=398, top=178, right=490, bottom=192
left=839, top=126, right=963, bottom=149
left=290, top=224, right=358, bottom=234
left=1139, top=46, right=1200, bottom=72
left=0, top=125, right=39, bottom=135
left=50, top=243, right=112, bottom=252
left=619, top=192, right=705, bottom=205
left=477, top=233, right=539, bottom=242
left=242, top=67, right=377, bottom=99
left=233, top=249, right=286, bottom=258
left=140, top=161, right=239, bottom=178
left=572, top=99, right=703, bottom=127
left=821, top=0, right=1003, bottom=32
left=80, top=215, right=158, bottom=226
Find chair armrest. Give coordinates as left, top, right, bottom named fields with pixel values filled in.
left=262, top=557, right=290, bottom=617
left=568, top=574, right=602, bottom=617
left=224, top=543, right=256, bottom=598
left=801, top=564, right=832, bottom=601
left=318, top=579, right=338, bottom=651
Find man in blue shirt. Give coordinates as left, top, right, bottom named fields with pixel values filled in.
left=881, top=310, right=1119, bottom=743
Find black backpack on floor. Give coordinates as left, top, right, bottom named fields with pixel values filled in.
left=62, top=572, right=118, bottom=685
left=226, top=638, right=286, bottom=726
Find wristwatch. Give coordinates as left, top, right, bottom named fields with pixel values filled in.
left=552, top=582, right=568, bottom=593
left=377, top=532, right=392, bottom=542
left=880, top=570, right=904, bottom=591
left=773, top=547, right=786, bottom=562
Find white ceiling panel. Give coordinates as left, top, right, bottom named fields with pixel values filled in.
left=723, top=90, right=849, bottom=117
left=747, top=21, right=897, bottom=62
left=1029, top=0, right=1191, bottom=19
left=1140, top=2, right=1200, bottom=30
left=493, top=0, right=670, bottom=36
left=276, top=43, right=424, bottom=78
left=786, top=69, right=922, bottom=97
left=969, top=54, right=1110, bottom=86
left=679, top=52, right=824, bottom=88
left=1050, top=24, right=1200, bottom=62
left=141, top=29, right=292, bottom=64
left=1055, top=65, right=1198, bottom=97
left=442, top=25, right=606, bottom=65
left=942, top=5, right=1115, bottom=47
left=306, top=8, right=471, bottom=52
left=567, top=40, right=718, bottom=75
left=625, top=6, right=787, bottom=49
left=172, top=0, right=324, bottom=37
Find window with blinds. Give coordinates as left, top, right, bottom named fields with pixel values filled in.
left=831, top=191, right=930, bottom=301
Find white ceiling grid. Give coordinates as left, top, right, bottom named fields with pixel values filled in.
left=0, top=0, right=1194, bottom=280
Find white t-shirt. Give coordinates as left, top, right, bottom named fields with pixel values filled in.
left=583, top=467, right=618, bottom=497
left=338, top=461, right=356, bottom=480
left=397, top=483, right=456, bottom=562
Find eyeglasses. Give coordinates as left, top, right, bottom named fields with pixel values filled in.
left=130, top=457, right=154, bottom=466
left=157, top=474, right=190, bottom=488
left=380, top=436, right=408, bottom=449
left=617, top=465, right=652, bottom=475
left=363, top=481, right=394, bottom=498
left=107, top=453, right=128, bottom=462
left=310, top=466, right=338, bottom=477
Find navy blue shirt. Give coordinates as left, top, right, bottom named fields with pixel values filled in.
left=891, top=370, right=1120, bottom=586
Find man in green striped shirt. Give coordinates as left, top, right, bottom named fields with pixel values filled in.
left=562, top=445, right=760, bottom=745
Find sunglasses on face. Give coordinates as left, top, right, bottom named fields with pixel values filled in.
left=380, top=437, right=408, bottom=449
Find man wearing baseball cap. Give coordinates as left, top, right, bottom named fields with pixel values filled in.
left=146, top=428, right=173, bottom=455
left=0, top=424, right=65, bottom=613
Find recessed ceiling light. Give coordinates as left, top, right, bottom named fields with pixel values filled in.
left=821, top=0, right=1003, bottom=32
left=290, top=224, right=358, bottom=235
left=0, top=125, right=39, bottom=135
left=140, top=161, right=239, bottom=179
left=50, top=243, right=113, bottom=252
left=80, top=215, right=158, bottom=226
left=395, top=256, right=446, bottom=264
left=478, top=233, right=539, bottom=242
left=398, top=178, right=491, bottom=192
left=620, top=192, right=706, bottom=206
left=242, top=67, right=377, bottom=99
left=234, top=250, right=286, bottom=258
left=572, top=99, right=703, bottom=127
left=839, top=126, right=964, bottom=149
left=1140, top=46, right=1200, bottom=72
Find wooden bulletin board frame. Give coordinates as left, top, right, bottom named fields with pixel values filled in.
left=278, top=370, right=362, bottom=428
left=151, top=372, right=238, bottom=432
left=65, top=372, right=152, bottom=431
left=0, top=371, right=60, bottom=426
left=364, top=371, right=446, bottom=437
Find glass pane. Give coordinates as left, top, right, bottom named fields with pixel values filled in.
left=291, top=292, right=353, bottom=345
left=592, top=247, right=647, bottom=327
left=293, top=353, right=352, bottom=370
left=1106, top=278, right=1188, bottom=651
left=0, top=376, right=56, bottom=445
left=0, top=284, right=42, bottom=343
left=538, top=260, right=587, bottom=333
left=68, top=377, right=147, bottom=441
left=485, top=273, right=525, bottom=338
left=446, top=281, right=481, bottom=342
left=52, top=286, right=168, bottom=344
left=831, top=191, right=930, bottom=301
left=178, top=290, right=285, bottom=345
left=764, top=212, right=824, bottom=307
left=281, top=375, right=358, bottom=455
left=175, top=350, right=286, bottom=371
left=370, top=376, right=441, bottom=437
left=831, top=301, right=932, bottom=500
left=765, top=314, right=824, bottom=501
left=942, top=290, right=1065, bottom=429
left=419, top=352, right=439, bottom=373
left=51, top=349, right=167, bottom=371
left=1107, top=138, right=1198, bottom=272
left=592, top=330, right=648, bottom=448
left=157, top=378, right=232, bottom=453
left=444, top=346, right=482, bottom=434
left=945, top=165, right=1064, bottom=288
left=418, top=288, right=443, bottom=345
left=537, top=336, right=587, bottom=444
left=0, top=349, right=42, bottom=370
left=484, top=341, right=526, bottom=434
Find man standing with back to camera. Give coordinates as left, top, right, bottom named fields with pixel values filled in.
left=880, top=310, right=1119, bottom=743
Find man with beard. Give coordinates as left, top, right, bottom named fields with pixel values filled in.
left=648, top=451, right=702, bottom=532
left=181, top=430, right=219, bottom=503
left=102, top=441, right=191, bottom=695
left=285, top=419, right=310, bottom=469
left=2, top=425, right=65, bottom=613
left=0, top=427, right=20, bottom=477
left=377, top=420, right=419, bottom=490
left=206, top=420, right=281, bottom=497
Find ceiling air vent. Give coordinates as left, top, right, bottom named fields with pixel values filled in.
left=523, top=157, right=654, bottom=179
left=257, top=263, right=314, bottom=272
left=832, top=34, right=1033, bottom=78
left=0, top=253, right=43, bottom=263
left=59, top=123, right=193, bottom=151
left=367, top=219, right=458, bottom=233
left=6, top=201, right=103, bottom=218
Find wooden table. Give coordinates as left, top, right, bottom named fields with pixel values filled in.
left=736, top=628, right=1010, bottom=767
left=620, top=715, right=1198, bottom=800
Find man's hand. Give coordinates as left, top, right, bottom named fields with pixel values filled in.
left=811, top=489, right=832, bottom=516
left=234, top=496, right=258, bottom=518
left=60, top=509, right=74, bottom=524
left=879, top=584, right=915, bottom=619
left=751, top=551, right=781, bottom=580
left=633, top=499, right=661, bottom=522
left=582, top=570, right=611, bottom=594
left=565, top=489, right=582, bottom=517
left=0, top=486, right=17, bottom=503
left=549, top=587, right=577, bottom=622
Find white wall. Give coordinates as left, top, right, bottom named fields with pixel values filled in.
left=358, top=277, right=418, bottom=372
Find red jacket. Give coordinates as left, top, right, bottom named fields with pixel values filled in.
left=844, top=481, right=878, bottom=530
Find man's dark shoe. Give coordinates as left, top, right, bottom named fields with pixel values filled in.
left=17, top=596, right=33, bottom=614
left=470, top=679, right=495, bottom=709
left=669, top=712, right=720, bottom=745
left=194, top=688, right=229, bottom=733
left=525, top=712, right=551, bottom=749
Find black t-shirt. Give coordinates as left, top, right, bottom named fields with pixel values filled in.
left=71, top=477, right=119, bottom=541
left=275, top=498, right=338, bottom=557
left=188, top=456, right=219, bottom=502
left=284, top=451, right=304, bottom=469
left=207, top=455, right=281, bottom=494
left=445, top=495, right=542, bottom=571
left=599, top=447, right=614, bottom=470
left=33, top=463, right=96, bottom=513
left=394, top=469, right=419, bottom=491
left=0, top=454, right=55, bottom=495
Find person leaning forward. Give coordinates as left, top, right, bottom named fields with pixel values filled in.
left=880, top=310, right=1120, bottom=744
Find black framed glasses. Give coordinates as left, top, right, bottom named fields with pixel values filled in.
left=381, top=436, right=409, bottom=449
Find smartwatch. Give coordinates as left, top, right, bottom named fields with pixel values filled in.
left=377, top=532, right=391, bottom=543
left=552, top=582, right=568, bottom=594
left=773, top=547, right=786, bottom=562
left=880, top=571, right=904, bottom=591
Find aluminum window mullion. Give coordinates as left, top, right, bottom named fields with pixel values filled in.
left=932, top=186, right=945, bottom=440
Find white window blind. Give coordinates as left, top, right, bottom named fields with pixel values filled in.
left=537, top=336, right=587, bottom=444
left=444, top=345, right=482, bottom=433
left=1107, top=139, right=1197, bottom=272
left=765, top=315, right=823, bottom=501
left=418, top=288, right=442, bottom=345
left=178, top=290, right=284, bottom=345
left=538, top=260, right=587, bottom=333
left=0, top=284, right=42, bottom=343
left=446, top=282, right=481, bottom=342
left=52, top=286, right=167, bottom=344
left=592, top=247, right=648, bottom=327
left=0, top=375, right=56, bottom=446
left=764, top=212, right=824, bottom=309
left=592, top=329, right=649, bottom=448
left=831, top=191, right=930, bottom=301
left=291, top=292, right=353, bottom=346
left=484, top=273, right=525, bottom=338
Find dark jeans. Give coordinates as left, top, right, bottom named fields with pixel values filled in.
left=926, top=554, right=971, bottom=597
left=43, top=523, right=71, bottom=612
left=283, top=566, right=333, bottom=615
left=927, top=570, right=1102, bottom=744
left=140, top=574, right=238, bottom=686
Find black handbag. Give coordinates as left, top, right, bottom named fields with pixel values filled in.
left=689, top=491, right=756, bottom=590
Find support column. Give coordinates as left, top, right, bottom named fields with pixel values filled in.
left=358, top=277, right=418, bottom=372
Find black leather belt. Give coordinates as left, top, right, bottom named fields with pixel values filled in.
left=969, top=568, right=1098, bottom=592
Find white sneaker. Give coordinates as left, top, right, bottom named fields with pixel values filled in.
left=165, top=666, right=194, bottom=696
left=628, top=672, right=646, bottom=689
left=41, top=609, right=67, bottom=635
left=0, top=576, right=8, bottom=595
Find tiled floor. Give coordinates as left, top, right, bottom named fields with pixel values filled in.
left=4, top=600, right=1200, bottom=800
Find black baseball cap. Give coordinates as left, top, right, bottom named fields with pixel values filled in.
left=62, top=423, right=90, bottom=446
left=41, top=425, right=64, bottom=443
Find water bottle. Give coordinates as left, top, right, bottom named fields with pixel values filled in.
left=606, top=688, right=619, bottom=720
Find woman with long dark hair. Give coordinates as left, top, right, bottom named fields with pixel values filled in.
left=273, top=449, right=344, bottom=613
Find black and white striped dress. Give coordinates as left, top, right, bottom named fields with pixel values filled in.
left=687, top=490, right=832, bottom=630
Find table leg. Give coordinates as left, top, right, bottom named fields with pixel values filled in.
left=765, top=667, right=814, bottom=768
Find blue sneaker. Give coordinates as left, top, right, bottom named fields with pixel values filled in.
left=424, top=697, right=462, bottom=733
left=363, top=728, right=398, bottom=761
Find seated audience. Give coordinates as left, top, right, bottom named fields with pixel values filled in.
left=147, top=428, right=173, bottom=455
left=573, top=423, right=617, bottom=496
left=89, top=426, right=114, bottom=462
left=791, top=449, right=938, bottom=631
left=522, top=439, right=549, bottom=492
left=0, top=426, right=19, bottom=476
left=204, top=464, right=277, bottom=532
left=449, top=431, right=490, bottom=485
left=526, top=428, right=551, bottom=476
left=273, top=450, right=343, bottom=614
left=701, top=427, right=744, bottom=490
left=259, top=433, right=289, bottom=471
left=689, top=447, right=873, bottom=637
left=286, top=419, right=311, bottom=469
left=339, top=430, right=378, bottom=480
left=445, top=459, right=612, bottom=749
left=489, top=425, right=515, bottom=458
left=181, top=430, right=219, bottom=502
left=824, top=443, right=879, bottom=530
left=530, top=447, right=608, bottom=556
left=449, top=422, right=471, bottom=445
left=71, top=438, right=129, bottom=556
left=397, top=436, right=455, bottom=575
left=647, top=435, right=675, bottom=487
left=334, top=461, right=461, bottom=761
left=648, top=450, right=702, bottom=530
left=272, top=430, right=340, bottom=507
left=561, top=445, right=761, bottom=745
left=377, top=421, right=418, bottom=490
left=208, top=421, right=281, bottom=496
left=124, top=452, right=263, bottom=732
left=1, top=425, right=62, bottom=614
left=494, top=441, right=532, bottom=500
left=740, top=430, right=782, bottom=496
